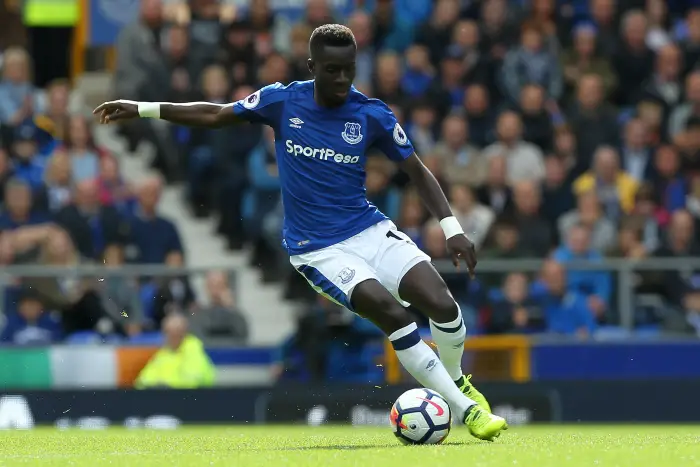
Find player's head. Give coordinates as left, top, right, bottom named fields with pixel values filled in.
left=308, top=24, right=357, bottom=106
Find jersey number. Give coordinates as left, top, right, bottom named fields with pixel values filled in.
left=386, top=231, right=402, bottom=241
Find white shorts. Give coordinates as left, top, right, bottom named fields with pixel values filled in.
left=290, top=220, right=431, bottom=310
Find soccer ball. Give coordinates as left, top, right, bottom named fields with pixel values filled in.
left=389, top=388, right=452, bottom=445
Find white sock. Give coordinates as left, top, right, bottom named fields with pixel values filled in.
left=429, top=305, right=466, bottom=381
left=389, top=323, right=476, bottom=417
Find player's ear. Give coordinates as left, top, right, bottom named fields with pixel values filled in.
left=307, top=58, right=315, bottom=75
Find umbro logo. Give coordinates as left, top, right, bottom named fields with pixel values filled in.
left=289, top=117, right=304, bottom=129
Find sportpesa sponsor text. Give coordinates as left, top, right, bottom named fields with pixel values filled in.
left=285, top=140, right=360, bottom=164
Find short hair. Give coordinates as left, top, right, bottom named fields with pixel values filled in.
left=309, top=24, right=356, bottom=57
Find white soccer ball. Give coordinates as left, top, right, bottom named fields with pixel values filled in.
left=389, top=388, right=452, bottom=445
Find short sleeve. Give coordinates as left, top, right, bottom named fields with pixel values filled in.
left=368, top=100, right=414, bottom=162
left=231, top=82, right=286, bottom=128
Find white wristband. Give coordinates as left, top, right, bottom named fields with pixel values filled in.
left=138, top=102, right=161, bottom=119
left=440, top=216, right=464, bottom=239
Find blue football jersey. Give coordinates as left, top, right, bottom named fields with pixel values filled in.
left=231, top=80, right=414, bottom=255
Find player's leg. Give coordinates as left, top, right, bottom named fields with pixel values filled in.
left=398, top=261, right=491, bottom=412
left=350, top=279, right=505, bottom=440
left=372, top=221, right=491, bottom=412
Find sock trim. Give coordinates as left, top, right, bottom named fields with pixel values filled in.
left=432, top=319, right=464, bottom=333
left=388, top=322, right=417, bottom=341
left=390, top=323, right=421, bottom=351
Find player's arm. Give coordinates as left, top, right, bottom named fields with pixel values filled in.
left=399, top=154, right=477, bottom=277
left=93, top=84, right=284, bottom=129
left=93, top=100, right=241, bottom=129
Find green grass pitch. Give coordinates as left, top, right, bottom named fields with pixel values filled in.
left=1, top=425, right=699, bottom=467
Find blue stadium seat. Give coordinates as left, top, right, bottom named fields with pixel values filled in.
left=127, top=332, right=164, bottom=346
left=65, top=332, right=123, bottom=344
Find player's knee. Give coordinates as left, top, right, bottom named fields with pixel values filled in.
left=428, top=290, right=460, bottom=323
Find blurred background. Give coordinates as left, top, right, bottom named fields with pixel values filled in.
left=0, top=0, right=699, bottom=428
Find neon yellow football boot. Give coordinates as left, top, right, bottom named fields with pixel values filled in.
left=464, top=405, right=508, bottom=441
left=456, top=374, right=491, bottom=413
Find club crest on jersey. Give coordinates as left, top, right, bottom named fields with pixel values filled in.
left=393, top=123, right=409, bottom=146
left=338, top=267, right=356, bottom=284
left=341, top=122, right=363, bottom=145
left=243, top=90, right=261, bottom=109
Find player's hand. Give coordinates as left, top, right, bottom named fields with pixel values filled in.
left=93, top=100, right=139, bottom=124
left=447, top=234, right=477, bottom=279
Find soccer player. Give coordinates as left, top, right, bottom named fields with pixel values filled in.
left=94, top=24, right=507, bottom=440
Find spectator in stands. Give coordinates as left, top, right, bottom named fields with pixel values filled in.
left=366, top=158, right=400, bottom=220
left=668, top=71, right=700, bottom=142
left=476, top=155, right=513, bottom=216
left=612, top=218, right=649, bottom=259
left=373, top=52, right=404, bottom=105
left=115, top=0, right=178, bottom=179
left=54, top=179, right=125, bottom=261
left=401, top=45, right=435, bottom=98
left=561, top=23, right=617, bottom=102
left=573, top=146, right=639, bottom=220
left=483, top=111, right=546, bottom=183
left=11, top=123, right=45, bottom=192
left=652, top=145, right=687, bottom=216
left=100, top=244, right=144, bottom=337
left=33, top=79, right=71, bottom=154
left=287, top=24, right=313, bottom=82
left=644, top=0, right=671, bottom=52
left=450, top=20, right=493, bottom=87
left=630, top=184, right=663, bottom=251
left=480, top=220, right=531, bottom=288
left=567, top=74, right=620, bottom=172
left=97, top=156, right=136, bottom=215
left=434, top=114, right=484, bottom=187
left=479, top=0, right=518, bottom=65
left=553, top=223, right=612, bottom=321
left=0, top=290, right=61, bottom=345
left=530, top=260, right=597, bottom=337
left=589, top=0, right=618, bottom=57
left=398, top=193, right=426, bottom=248
left=0, top=178, right=49, bottom=230
left=677, top=117, right=700, bottom=173
left=429, top=47, right=467, bottom=114
left=450, top=184, right=493, bottom=250
left=347, top=11, right=375, bottom=88
left=500, top=23, right=562, bottom=106
left=151, top=252, right=196, bottom=328
left=42, top=151, right=72, bottom=212
left=220, top=20, right=257, bottom=88
left=638, top=43, right=683, bottom=119
left=190, top=270, right=249, bottom=342
left=126, top=175, right=183, bottom=264
left=687, top=176, right=700, bottom=219
left=541, top=156, right=575, bottom=225
left=681, top=9, right=700, bottom=76
left=518, top=84, right=554, bottom=152
left=463, top=84, right=496, bottom=148
left=62, top=115, right=101, bottom=183
left=417, top=0, right=459, bottom=64
left=165, top=25, right=195, bottom=103
left=613, top=10, right=654, bottom=107
left=135, top=313, right=215, bottom=389
left=511, top=180, right=553, bottom=256
left=0, top=149, right=13, bottom=206
left=422, top=219, right=449, bottom=259
left=0, top=47, right=42, bottom=131
left=620, top=118, right=656, bottom=184
left=559, top=190, right=616, bottom=254
left=653, top=210, right=700, bottom=333
left=488, top=272, right=540, bottom=334
left=406, top=99, right=438, bottom=155
left=19, top=227, right=115, bottom=336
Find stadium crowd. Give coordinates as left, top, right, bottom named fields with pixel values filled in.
left=3, top=0, right=700, bottom=354
left=0, top=45, right=248, bottom=346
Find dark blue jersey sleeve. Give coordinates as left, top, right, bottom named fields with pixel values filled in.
left=367, top=99, right=415, bottom=162
left=231, top=82, right=286, bottom=129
